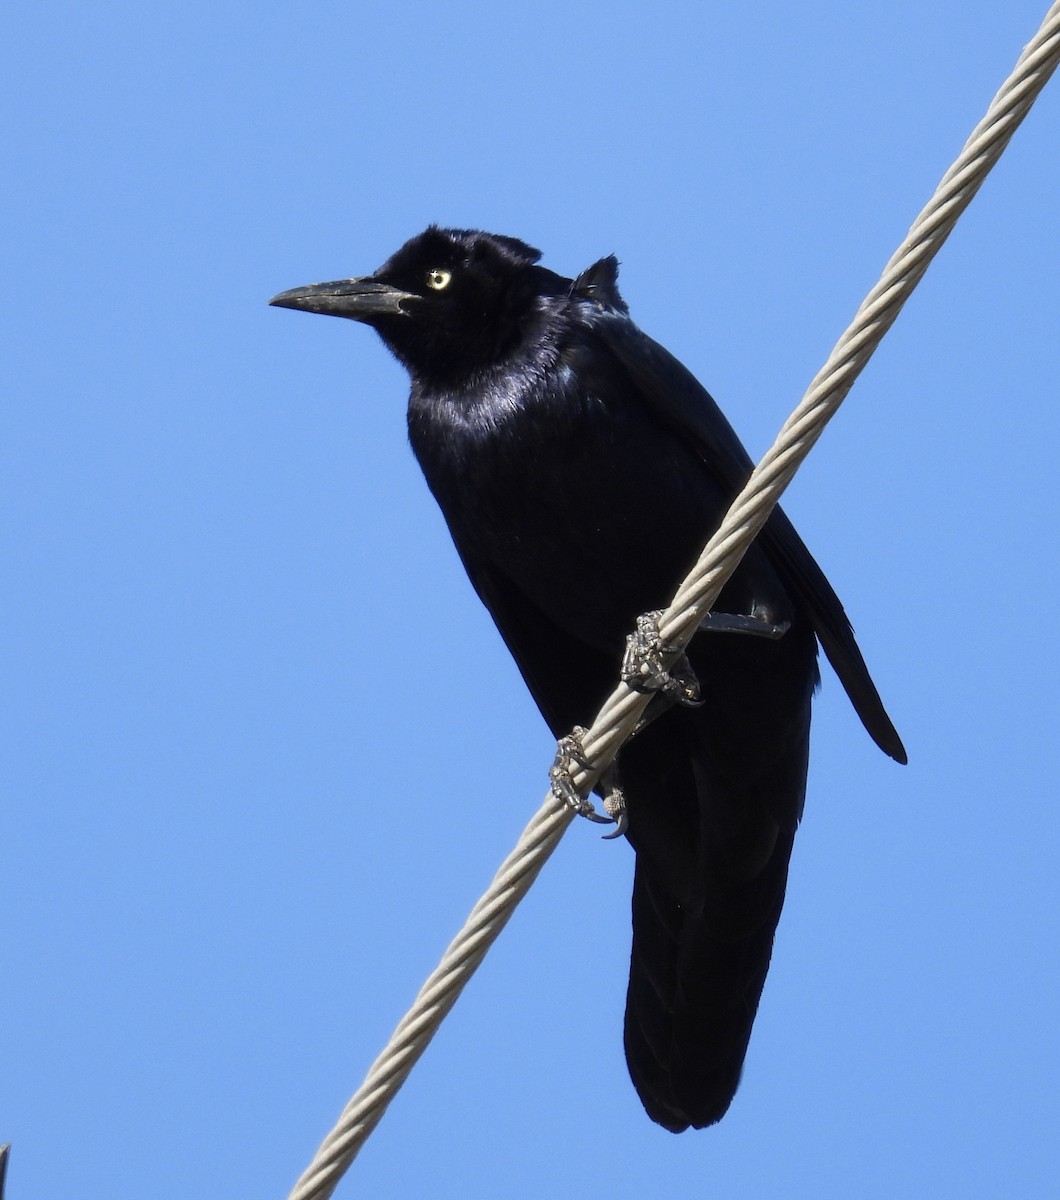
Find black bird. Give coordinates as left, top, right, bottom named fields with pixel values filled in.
left=270, top=227, right=905, bottom=1132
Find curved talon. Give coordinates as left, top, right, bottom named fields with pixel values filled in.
left=581, top=804, right=616, bottom=825
left=600, top=777, right=628, bottom=839
left=601, top=808, right=628, bottom=840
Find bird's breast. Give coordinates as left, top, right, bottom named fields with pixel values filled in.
left=408, top=370, right=729, bottom=651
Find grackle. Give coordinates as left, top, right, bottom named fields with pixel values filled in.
left=270, top=227, right=905, bottom=1132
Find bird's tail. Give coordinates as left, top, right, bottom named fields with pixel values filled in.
left=621, top=744, right=804, bottom=1132
left=623, top=821, right=797, bottom=1131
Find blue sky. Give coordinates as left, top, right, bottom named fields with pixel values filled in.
left=3, top=3, right=1058, bottom=1197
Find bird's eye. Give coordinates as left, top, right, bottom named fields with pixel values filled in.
left=426, top=268, right=452, bottom=291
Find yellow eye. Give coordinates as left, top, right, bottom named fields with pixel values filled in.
left=426, top=268, right=452, bottom=290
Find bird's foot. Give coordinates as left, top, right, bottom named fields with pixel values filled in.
left=549, top=728, right=627, bottom=836
left=621, top=611, right=704, bottom=707
left=697, top=609, right=791, bottom=640
left=599, top=769, right=628, bottom=840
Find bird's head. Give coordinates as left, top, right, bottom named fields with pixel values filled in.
left=270, top=226, right=557, bottom=382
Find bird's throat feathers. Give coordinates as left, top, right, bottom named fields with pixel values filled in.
left=407, top=333, right=586, bottom=478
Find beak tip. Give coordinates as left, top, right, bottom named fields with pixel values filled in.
left=268, top=288, right=308, bottom=311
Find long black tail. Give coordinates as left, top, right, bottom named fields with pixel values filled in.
left=619, top=629, right=814, bottom=1131
left=623, top=817, right=797, bottom=1130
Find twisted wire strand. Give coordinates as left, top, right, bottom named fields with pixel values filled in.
left=286, top=7, right=1060, bottom=1197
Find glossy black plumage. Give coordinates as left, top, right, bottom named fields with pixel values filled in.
left=270, top=227, right=905, bottom=1131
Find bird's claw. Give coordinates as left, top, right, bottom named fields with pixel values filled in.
left=550, top=728, right=625, bottom=833
left=600, top=784, right=628, bottom=840
left=621, top=611, right=704, bottom=708
left=550, top=727, right=604, bottom=820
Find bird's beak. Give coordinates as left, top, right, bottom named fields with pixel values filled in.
left=268, top=278, right=418, bottom=320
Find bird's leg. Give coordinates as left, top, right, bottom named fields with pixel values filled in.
left=697, top=607, right=791, bottom=639
left=622, top=606, right=789, bottom=703
left=622, top=611, right=704, bottom=708
left=622, top=607, right=792, bottom=740
left=549, top=727, right=627, bottom=836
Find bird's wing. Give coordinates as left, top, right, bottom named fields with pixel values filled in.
left=442, top=537, right=618, bottom=740
left=587, top=309, right=906, bottom=764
